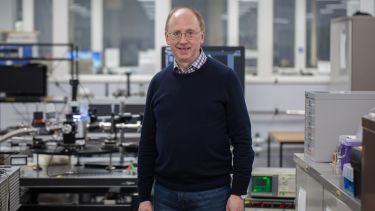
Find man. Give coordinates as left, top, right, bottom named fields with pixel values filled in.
left=138, top=6, right=254, bottom=211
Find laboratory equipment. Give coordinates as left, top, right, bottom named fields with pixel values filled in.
left=339, top=135, right=361, bottom=171
left=305, top=91, right=375, bottom=162
left=250, top=167, right=296, bottom=198
left=0, top=166, right=20, bottom=211
left=0, top=63, right=47, bottom=98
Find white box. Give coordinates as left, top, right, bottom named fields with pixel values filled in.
left=305, top=91, right=375, bottom=162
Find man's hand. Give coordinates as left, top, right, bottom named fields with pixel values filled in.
left=138, top=201, right=153, bottom=211
left=226, top=194, right=244, bottom=211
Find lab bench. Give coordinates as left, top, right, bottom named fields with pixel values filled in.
left=294, top=153, right=360, bottom=211
left=18, top=157, right=138, bottom=211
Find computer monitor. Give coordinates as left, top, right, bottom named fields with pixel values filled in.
left=0, top=63, right=47, bottom=98
left=66, top=51, right=102, bottom=74
left=161, top=46, right=245, bottom=92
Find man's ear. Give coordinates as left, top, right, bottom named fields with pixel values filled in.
left=165, top=32, right=170, bottom=45
left=200, top=32, right=205, bottom=44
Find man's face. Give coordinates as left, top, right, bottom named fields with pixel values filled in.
left=165, top=9, right=205, bottom=68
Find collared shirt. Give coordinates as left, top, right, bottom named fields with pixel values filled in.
left=173, top=49, right=207, bottom=74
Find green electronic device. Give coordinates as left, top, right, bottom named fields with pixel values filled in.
left=251, top=167, right=296, bottom=198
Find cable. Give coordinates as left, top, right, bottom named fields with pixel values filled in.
left=10, top=104, right=29, bottom=125
left=47, top=50, right=70, bottom=96
left=114, top=73, right=128, bottom=97
left=50, top=74, right=69, bottom=95
left=57, top=102, right=68, bottom=120
left=78, top=83, right=92, bottom=104
left=46, top=145, right=58, bottom=177
left=23, top=103, right=31, bottom=124
left=0, top=127, right=38, bottom=144
left=0, top=154, right=12, bottom=165
left=31, top=49, right=70, bottom=96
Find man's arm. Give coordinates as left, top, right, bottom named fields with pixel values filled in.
left=226, top=195, right=244, bottom=211
left=224, top=70, right=255, bottom=196
left=138, top=201, right=153, bottom=211
left=137, top=77, right=158, bottom=203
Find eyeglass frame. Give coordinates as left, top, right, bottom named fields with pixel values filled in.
left=166, top=30, right=202, bottom=41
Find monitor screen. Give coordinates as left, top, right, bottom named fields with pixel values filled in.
left=252, top=176, right=272, bottom=193
left=0, top=64, right=47, bottom=98
left=67, top=51, right=102, bottom=74
left=161, top=46, right=245, bottom=92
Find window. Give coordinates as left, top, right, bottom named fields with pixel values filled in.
left=16, top=0, right=22, bottom=24
left=34, top=0, right=52, bottom=56
left=239, top=0, right=258, bottom=75
left=172, top=0, right=228, bottom=45
left=70, top=0, right=91, bottom=51
left=273, top=0, right=295, bottom=70
left=26, top=0, right=360, bottom=79
left=103, top=0, right=155, bottom=73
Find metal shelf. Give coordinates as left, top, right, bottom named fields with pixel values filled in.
left=294, top=153, right=361, bottom=211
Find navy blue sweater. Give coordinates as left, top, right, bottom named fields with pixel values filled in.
left=137, top=57, right=254, bottom=202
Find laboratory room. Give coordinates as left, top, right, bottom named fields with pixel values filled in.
left=1, top=0, right=375, bottom=211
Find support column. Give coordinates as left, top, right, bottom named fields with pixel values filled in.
left=228, top=0, right=239, bottom=46
left=257, top=0, right=273, bottom=78
left=295, top=0, right=306, bottom=72
left=52, top=0, right=70, bottom=77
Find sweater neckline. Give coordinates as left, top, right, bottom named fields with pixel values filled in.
left=169, top=58, right=211, bottom=77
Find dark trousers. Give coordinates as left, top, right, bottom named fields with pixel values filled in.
left=153, top=182, right=230, bottom=211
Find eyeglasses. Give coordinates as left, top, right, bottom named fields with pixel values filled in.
left=167, top=31, right=201, bottom=41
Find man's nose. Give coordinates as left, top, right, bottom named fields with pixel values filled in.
left=179, top=33, right=189, bottom=42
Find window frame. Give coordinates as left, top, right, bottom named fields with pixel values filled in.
left=28, top=0, right=365, bottom=83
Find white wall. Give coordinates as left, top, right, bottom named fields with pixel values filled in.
left=246, top=82, right=328, bottom=138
